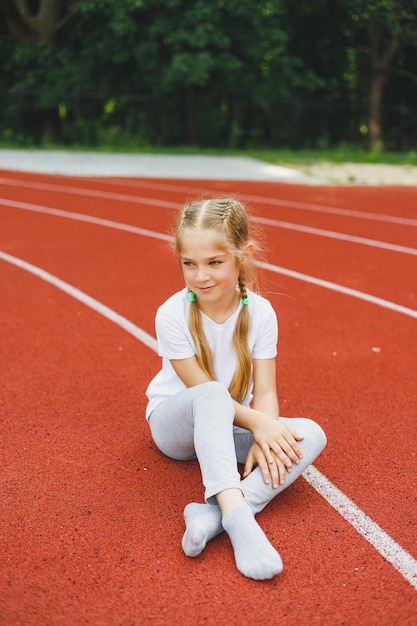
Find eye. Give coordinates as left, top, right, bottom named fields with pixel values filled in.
left=209, top=260, right=221, bottom=266
left=182, top=260, right=194, bottom=267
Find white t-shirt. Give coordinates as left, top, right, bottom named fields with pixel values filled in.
left=145, top=288, right=278, bottom=419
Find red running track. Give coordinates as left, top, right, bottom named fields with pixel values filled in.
left=1, top=170, right=416, bottom=625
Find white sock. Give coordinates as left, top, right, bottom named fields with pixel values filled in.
left=222, top=505, right=283, bottom=580
left=182, top=502, right=223, bottom=557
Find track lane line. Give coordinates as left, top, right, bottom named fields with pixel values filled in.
left=1, top=249, right=416, bottom=592
left=2, top=181, right=417, bottom=250
left=256, top=261, right=417, bottom=320
left=2, top=188, right=416, bottom=255
left=234, top=193, right=417, bottom=228
left=3, top=192, right=417, bottom=256
left=100, top=178, right=417, bottom=228
left=254, top=216, right=417, bottom=256
left=1, top=201, right=416, bottom=318
left=0, top=181, right=179, bottom=208
left=0, top=199, right=173, bottom=242
left=2, top=175, right=416, bottom=227
left=0, top=250, right=158, bottom=352
left=303, top=466, right=417, bottom=590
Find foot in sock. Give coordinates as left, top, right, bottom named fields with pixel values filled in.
left=182, top=502, right=223, bottom=557
left=222, top=505, right=283, bottom=580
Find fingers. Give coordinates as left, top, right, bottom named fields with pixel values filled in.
left=265, top=434, right=303, bottom=472
left=244, top=429, right=304, bottom=489
left=287, top=425, right=305, bottom=442
left=258, top=454, right=284, bottom=489
left=246, top=448, right=290, bottom=489
left=243, top=453, right=255, bottom=479
left=257, top=449, right=275, bottom=486
left=273, top=437, right=303, bottom=464
left=256, top=423, right=304, bottom=466
left=276, top=427, right=304, bottom=462
left=259, top=444, right=287, bottom=488
left=244, top=444, right=278, bottom=486
left=261, top=437, right=302, bottom=487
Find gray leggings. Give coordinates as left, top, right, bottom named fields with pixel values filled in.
left=148, top=381, right=327, bottom=511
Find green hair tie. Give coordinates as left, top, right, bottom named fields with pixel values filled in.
left=241, top=297, right=249, bottom=306
left=187, top=290, right=196, bottom=302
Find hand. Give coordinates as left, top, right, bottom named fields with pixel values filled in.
left=243, top=418, right=304, bottom=489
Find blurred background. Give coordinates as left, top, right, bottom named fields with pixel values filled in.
left=0, top=0, right=416, bottom=160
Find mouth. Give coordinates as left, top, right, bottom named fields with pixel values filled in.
left=197, top=285, right=215, bottom=294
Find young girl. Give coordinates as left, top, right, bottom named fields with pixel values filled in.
left=145, top=197, right=326, bottom=580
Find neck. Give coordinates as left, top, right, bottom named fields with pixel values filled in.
left=198, top=289, right=241, bottom=324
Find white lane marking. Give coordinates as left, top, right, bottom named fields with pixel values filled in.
left=0, top=199, right=172, bottom=242
left=2, top=197, right=417, bottom=260
left=1, top=200, right=416, bottom=319
left=303, top=466, right=417, bottom=591
left=0, top=250, right=158, bottom=352
left=245, top=193, right=417, bottom=227
left=0, top=178, right=179, bottom=208
left=1, top=175, right=417, bottom=227
left=256, top=261, right=417, bottom=320
left=1, top=249, right=416, bottom=591
left=254, top=216, right=417, bottom=257
left=59, top=175, right=417, bottom=228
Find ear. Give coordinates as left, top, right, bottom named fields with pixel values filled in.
left=242, top=243, right=254, bottom=263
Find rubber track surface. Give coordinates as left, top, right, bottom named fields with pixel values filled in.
left=1, top=171, right=416, bottom=625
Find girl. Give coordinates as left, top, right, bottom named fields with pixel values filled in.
left=145, top=197, right=326, bottom=580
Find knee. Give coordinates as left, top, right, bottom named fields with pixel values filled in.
left=300, top=418, right=327, bottom=454
left=193, top=381, right=233, bottom=412
left=286, top=417, right=326, bottom=456
left=195, top=380, right=229, bottom=400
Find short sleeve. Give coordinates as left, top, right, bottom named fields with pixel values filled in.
left=251, top=299, right=278, bottom=360
left=155, top=297, right=196, bottom=360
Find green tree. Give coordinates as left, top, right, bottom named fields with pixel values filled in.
left=0, top=0, right=80, bottom=141
left=351, top=0, right=417, bottom=149
left=0, top=0, right=79, bottom=43
left=1, top=0, right=416, bottom=149
left=134, top=0, right=293, bottom=147
left=279, top=0, right=354, bottom=148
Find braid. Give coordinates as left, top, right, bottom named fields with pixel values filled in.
left=175, top=197, right=261, bottom=404
left=229, top=270, right=252, bottom=403
left=238, top=274, right=248, bottom=303
left=221, top=201, right=232, bottom=223
left=188, top=300, right=215, bottom=381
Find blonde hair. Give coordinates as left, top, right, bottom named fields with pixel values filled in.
left=175, top=197, right=258, bottom=404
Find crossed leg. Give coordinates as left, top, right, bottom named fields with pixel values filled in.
left=148, top=382, right=326, bottom=579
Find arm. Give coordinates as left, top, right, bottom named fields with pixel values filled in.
left=170, top=356, right=303, bottom=488
left=237, top=357, right=279, bottom=421
left=170, top=356, right=211, bottom=387
left=237, top=359, right=304, bottom=488
left=169, top=357, right=279, bottom=421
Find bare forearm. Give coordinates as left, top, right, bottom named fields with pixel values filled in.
left=252, top=390, right=279, bottom=419
left=232, top=395, right=278, bottom=433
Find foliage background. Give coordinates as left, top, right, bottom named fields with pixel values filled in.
left=0, top=0, right=416, bottom=153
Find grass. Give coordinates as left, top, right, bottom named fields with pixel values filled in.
left=1, top=141, right=416, bottom=167
left=246, top=147, right=417, bottom=167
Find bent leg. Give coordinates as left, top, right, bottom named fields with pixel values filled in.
left=238, top=417, right=327, bottom=513
left=150, top=381, right=243, bottom=557
left=151, top=400, right=326, bottom=578
left=149, top=381, right=241, bottom=502
left=183, top=417, right=326, bottom=553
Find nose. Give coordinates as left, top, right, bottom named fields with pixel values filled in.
left=196, top=266, right=209, bottom=283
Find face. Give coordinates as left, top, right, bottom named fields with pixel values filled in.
left=179, top=229, right=243, bottom=308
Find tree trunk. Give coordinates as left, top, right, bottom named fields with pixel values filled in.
left=41, top=108, right=61, bottom=144
left=0, top=0, right=79, bottom=143
left=368, top=71, right=386, bottom=150
left=367, top=25, right=399, bottom=150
